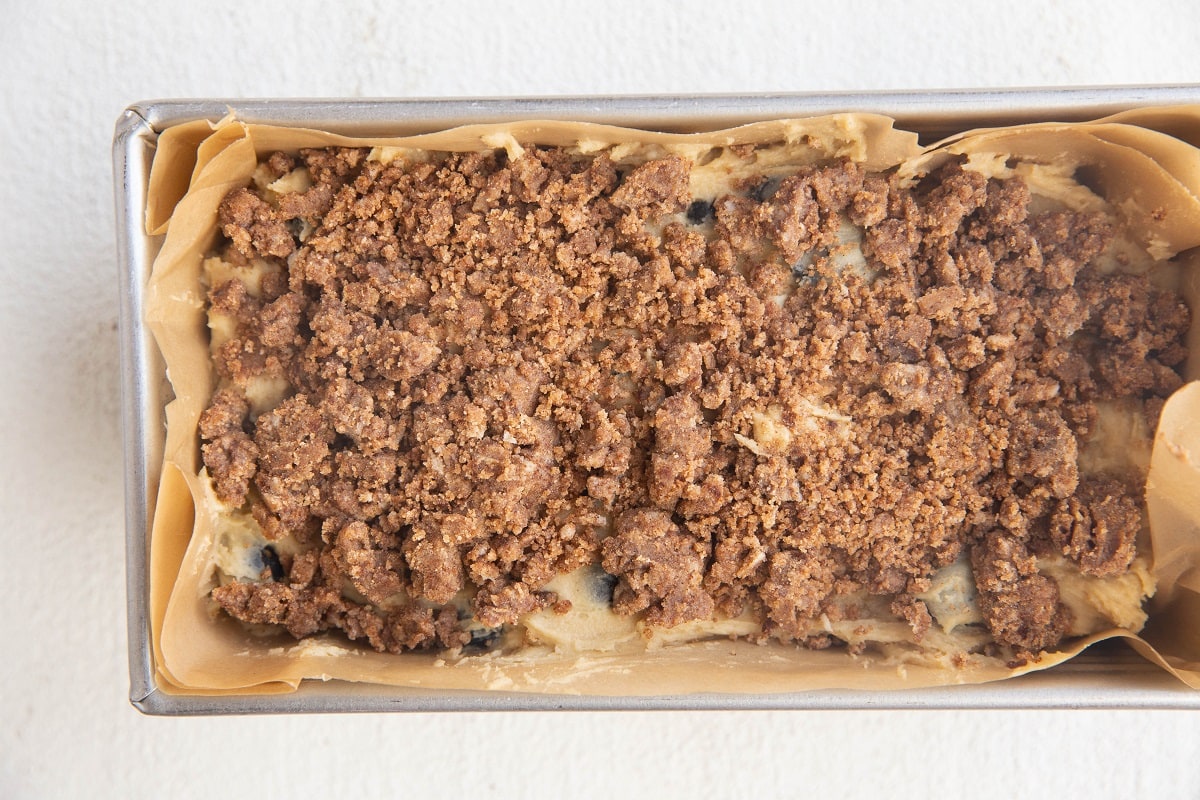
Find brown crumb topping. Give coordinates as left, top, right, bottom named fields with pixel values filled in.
left=202, top=143, right=1187, bottom=656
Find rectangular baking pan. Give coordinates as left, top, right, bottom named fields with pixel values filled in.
left=116, top=88, right=1200, bottom=714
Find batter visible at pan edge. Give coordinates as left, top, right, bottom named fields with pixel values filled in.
left=196, top=140, right=1185, bottom=667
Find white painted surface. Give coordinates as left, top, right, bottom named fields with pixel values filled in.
left=2, top=1, right=1199, bottom=796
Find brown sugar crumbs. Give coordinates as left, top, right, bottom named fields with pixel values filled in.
left=201, top=142, right=1189, bottom=661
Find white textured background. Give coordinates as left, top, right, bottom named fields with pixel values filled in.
left=2, top=1, right=1199, bottom=797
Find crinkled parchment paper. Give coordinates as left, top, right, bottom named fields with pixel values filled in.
left=143, top=110, right=1200, bottom=695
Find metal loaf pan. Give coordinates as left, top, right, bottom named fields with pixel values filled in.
left=116, top=88, right=1200, bottom=715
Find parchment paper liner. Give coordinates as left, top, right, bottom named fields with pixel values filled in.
left=143, top=110, right=1200, bottom=695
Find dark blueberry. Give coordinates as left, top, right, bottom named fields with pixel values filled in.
left=591, top=568, right=619, bottom=605
left=260, top=545, right=286, bottom=582
left=749, top=176, right=781, bottom=203
left=493, top=147, right=508, bottom=169
left=792, top=248, right=831, bottom=284
left=686, top=200, right=714, bottom=225
left=286, top=218, right=306, bottom=239
left=463, top=626, right=503, bottom=653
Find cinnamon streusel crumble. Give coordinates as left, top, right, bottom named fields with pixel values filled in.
left=197, top=140, right=1185, bottom=665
